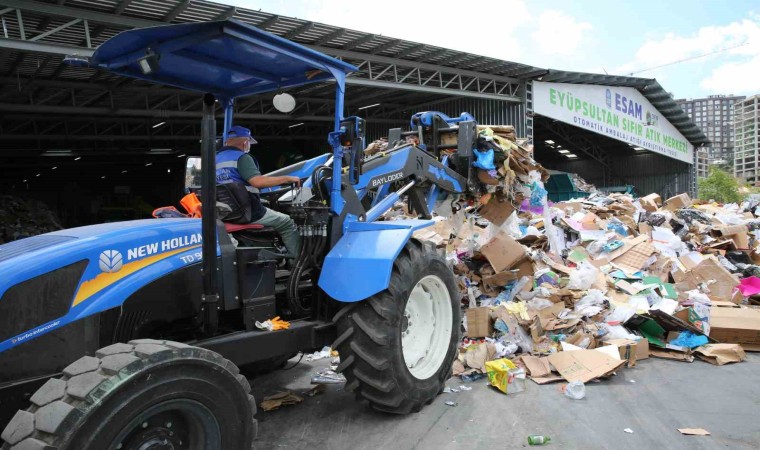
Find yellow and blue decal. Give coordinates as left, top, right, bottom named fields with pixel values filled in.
left=0, top=218, right=213, bottom=352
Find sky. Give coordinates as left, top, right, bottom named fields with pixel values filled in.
left=222, top=0, right=760, bottom=100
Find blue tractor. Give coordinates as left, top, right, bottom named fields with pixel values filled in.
left=0, top=20, right=481, bottom=449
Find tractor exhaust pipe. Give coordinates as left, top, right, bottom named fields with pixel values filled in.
left=200, top=93, right=219, bottom=335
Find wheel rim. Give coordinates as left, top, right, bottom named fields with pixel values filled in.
left=109, top=399, right=221, bottom=450
left=401, top=274, right=453, bottom=380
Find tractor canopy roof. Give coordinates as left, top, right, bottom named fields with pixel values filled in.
left=87, top=19, right=357, bottom=100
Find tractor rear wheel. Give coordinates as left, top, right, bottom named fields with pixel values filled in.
left=1, top=339, right=256, bottom=450
left=333, top=239, right=460, bottom=414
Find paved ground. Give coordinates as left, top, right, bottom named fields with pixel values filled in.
left=250, top=353, right=760, bottom=449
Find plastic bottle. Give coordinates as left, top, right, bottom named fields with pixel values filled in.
left=564, top=380, right=586, bottom=400
left=527, top=435, right=551, bottom=445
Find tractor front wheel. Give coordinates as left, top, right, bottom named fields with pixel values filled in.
left=1, top=339, right=256, bottom=450
left=333, top=239, right=460, bottom=414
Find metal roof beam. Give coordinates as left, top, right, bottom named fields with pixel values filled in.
left=255, top=15, right=280, bottom=31
left=0, top=102, right=402, bottom=123
left=370, top=39, right=402, bottom=55
left=314, top=28, right=346, bottom=45
left=419, top=48, right=449, bottom=62
left=114, top=0, right=134, bottom=15
left=0, top=37, right=93, bottom=56
left=393, top=44, right=426, bottom=58
left=29, top=17, right=82, bottom=42
left=215, top=6, right=236, bottom=21
left=310, top=45, right=519, bottom=84
left=284, top=21, right=315, bottom=39
left=345, top=78, right=519, bottom=102
left=2, top=0, right=157, bottom=28
left=343, top=33, right=377, bottom=49
left=164, top=0, right=191, bottom=22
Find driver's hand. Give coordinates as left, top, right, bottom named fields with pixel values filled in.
left=287, top=176, right=301, bottom=187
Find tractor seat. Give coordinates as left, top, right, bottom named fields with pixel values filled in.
left=224, top=222, right=275, bottom=234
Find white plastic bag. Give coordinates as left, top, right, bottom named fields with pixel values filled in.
left=567, top=261, right=599, bottom=290
left=527, top=297, right=554, bottom=311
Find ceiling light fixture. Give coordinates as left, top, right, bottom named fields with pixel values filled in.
left=558, top=149, right=570, bottom=154
left=289, top=122, right=305, bottom=128
left=545, top=140, right=555, bottom=145
left=358, top=103, right=381, bottom=110
left=152, top=121, right=166, bottom=129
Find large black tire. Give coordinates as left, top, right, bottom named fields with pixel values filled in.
left=333, top=239, right=460, bottom=414
left=1, top=339, right=256, bottom=450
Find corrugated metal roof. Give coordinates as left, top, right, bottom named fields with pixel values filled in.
left=8, top=1, right=705, bottom=149
left=538, top=69, right=709, bottom=147
left=26, top=0, right=545, bottom=79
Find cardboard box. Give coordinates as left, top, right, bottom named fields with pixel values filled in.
left=479, top=195, right=516, bottom=226
left=692, top=255, right=740, bottom=300
left=710, top=306, right=760, bottom=347
left=663, top=193, right=692, bottom=211
left=602, top=338, right=650, bottom=363
left=465, top=307, right=493, bottom=338
left=482, top=259, right=534, bottom=291
left=639, top=193, right=662, bottom=212
left=716, top=225, right=750, bottom=249
left=479, top=231, right=527, bottom=273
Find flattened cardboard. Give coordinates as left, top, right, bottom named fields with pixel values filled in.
left=692, top=255, right=739, bottom=301
left=465, top=307, right=493, bottom=338
left=479, top=231, right=527, bottom=273
left=519, top=355, right=551, bottom=377
left=463, top=342, right=497, bottom=372
left=479, top=196, right=516, bottom=226
left=547, top=349, right=626, bottom=383
left=611, top=240, right=656, bottom=273
left=650, top=348, right=695, bottom=362
left=592, top=235, right=648, bottom=267
left=695, top=343, right=746, bottom=365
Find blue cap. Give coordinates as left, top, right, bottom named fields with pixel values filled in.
left=228, top=125, right=257, bottom=144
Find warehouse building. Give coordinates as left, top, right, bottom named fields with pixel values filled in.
left=0, top=0, right=707, bottom=228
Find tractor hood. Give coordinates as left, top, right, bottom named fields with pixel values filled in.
left=0, top=219, right=205, bottom=352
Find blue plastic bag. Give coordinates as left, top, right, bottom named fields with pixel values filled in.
left=670, top=331, right=708, bottom=349
left=473, top=149, right=496, bottom=170
left=529, top=182, right=547, bottom=207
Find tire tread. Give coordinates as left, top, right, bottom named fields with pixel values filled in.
left=2, top=340, right=255, bottom=449
left=332, top=239, right=459, bottom=414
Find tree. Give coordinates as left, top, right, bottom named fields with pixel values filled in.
left=698, top=167, right=743, bottom=203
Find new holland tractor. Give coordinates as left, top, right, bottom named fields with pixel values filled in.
left=0, top=20, right=482, bottom=449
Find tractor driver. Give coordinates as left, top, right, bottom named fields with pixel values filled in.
left=216, top=125, right=301, bottom=257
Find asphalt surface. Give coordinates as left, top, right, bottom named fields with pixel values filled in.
left=250, top=353, right=760, bottom=449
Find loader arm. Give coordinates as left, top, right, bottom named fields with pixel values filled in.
left=319, top=143, right=468, bottom=302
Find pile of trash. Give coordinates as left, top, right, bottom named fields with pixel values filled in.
left=386, top=127, right=758, bottom=395
left=0, top=195, right=62, bottom=244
